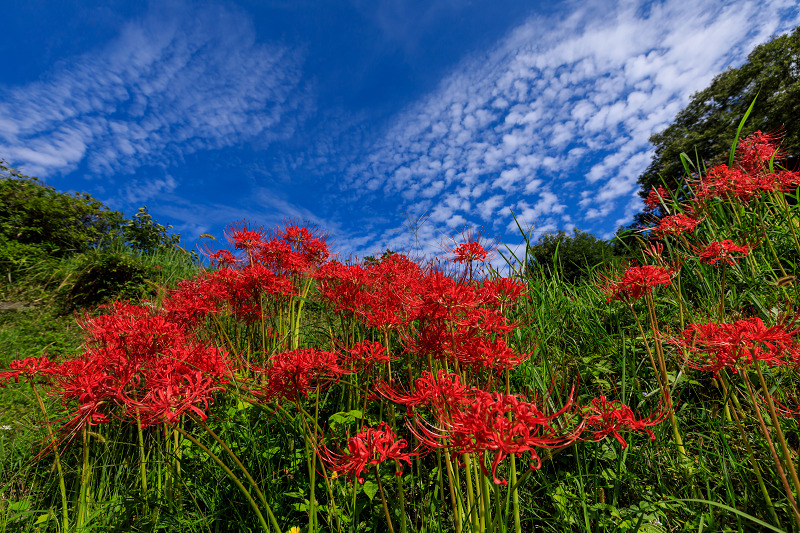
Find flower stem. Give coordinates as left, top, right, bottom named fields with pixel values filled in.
left=176, top=426, right=273, bottom=532
left=375, top=465, right=396, bottom=533
left=31, top=384, right=68, bottom=533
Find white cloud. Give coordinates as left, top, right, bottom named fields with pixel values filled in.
left=0, top=3, right=306, bottom=179
left=341, top=0, right=800, bottom=257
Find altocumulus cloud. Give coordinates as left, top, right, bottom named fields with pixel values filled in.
left=0, top=3, right=306, bottom=199
left=344, top=0, right=800, bottom=259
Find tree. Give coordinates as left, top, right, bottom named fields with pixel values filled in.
left=527, top=229, right=618, bottom=283
left=637, top=26, right=800, bottom=199
left=0, top=161, right=125, bottom=256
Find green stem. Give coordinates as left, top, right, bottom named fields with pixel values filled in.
left=198, top=419, right=282, bottom=533
left=375, top=465, right=396, bottom=533
left=719, top=372, right=780, bottom=527
left=645, top=293, right=688, bottom=466
left=741, top=370, right=800, bottom=527
left=754, top=362, right=800, bottom=501
left=176, top=426, right=273, bottom=533
left=31, top=384, right=68, bottom=533
left=136, top=411, right=149, bottom=497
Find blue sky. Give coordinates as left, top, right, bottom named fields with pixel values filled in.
left=2, top=0, right=799, bottom=265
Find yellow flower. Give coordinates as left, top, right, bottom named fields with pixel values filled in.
left=288, top=527, right=301, bottom=533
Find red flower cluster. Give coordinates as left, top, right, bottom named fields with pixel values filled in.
left=644, top=186, right=667, bottom=212
left=319, top=253, right=528, bottom=373
left=1, top=301, right=234, bottom=438
left=317, top=253, right=424, bottom=330
left=692, top=132, right=799, bottom=204
left=449, top=241, right=491, bottom=265
left=320, top=422, right=412, bottom=484
left=695, top=240, right=751, bottom=266
left=166, top=221, right=330, bottom=331
left=410, top=389, right=577, bottom=484
left=344, top=341, right=399, bottom=372
left=580, top=396, right=666, bottom=448
left=255, top=348, right=343, bottom=402
left=647, top=213, right=701, bottom=238
left=600, top=265, right=674, bottom=303
left=671, top=318, right=798, bottom=374
left=378, top=370, right=473, bottom=415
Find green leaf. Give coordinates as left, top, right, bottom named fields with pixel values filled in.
left=728, top=93, right=759, bottom=167
left=34, top=512, right=53, bottom=525
left=362, top=480, right=379, bottom=501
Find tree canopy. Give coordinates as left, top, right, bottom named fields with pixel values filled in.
left=0, top=161, right=125, bottom=256
left=0, top=161, right=183, bottom=257
left=527, top=228, right=618, bottom=283
left=637, top=26, right=800, bottom=198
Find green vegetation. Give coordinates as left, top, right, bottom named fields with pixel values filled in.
left=526, top=228, right=620, bottom=283
left=3, top=122, right=800, bottom=533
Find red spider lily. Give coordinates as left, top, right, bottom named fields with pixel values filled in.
left=256, top=348, right=343, bottom=402
left=9, top=302, right=237, bottom=443
left=599, top=265, right=674, bottom=303
left=131, top=370, right=226, bottom=427
left=343, top=340, right=400, bottom=371
left=316, top=262, right=369, bottom=314
left=693, top=164, right=773, bottom=204
left=643, top=242, right=664, bottom=259
left=225, top=222, right=268, bottom=264
left=449, top=241, right=490, bottom=265
left=736, top=130, right=781, bottom=173
left=644, top=186, right=667, bottom=212
left=647, top=213, right=701, bottom=238
left=319, top=422, right=413, bottom=484
left=695, top=240, right=751, bottom=266
left=670, top=318, right=798, bottom=374
left=455, top=335, right=530, bottom=372
left=208, top=249, right=237, bottom=268
left=378, top=370, right=473, bottom=415
left=280, top=222, right=330, bottom=268
left=0, top=356, right=56, bottom=385
left=480, top=277, right=526, bottom=308
left=410, top=388, right=578, bottom=485
left=317, top=253, right=425, bottom=330
left=580, top=396, right=667, bottom=448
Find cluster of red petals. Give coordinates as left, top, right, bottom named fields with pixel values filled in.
left=736, top=130, right=781, bottom=173
left=168, top=221, right=330, bottom=330
left=692, top=132, right=799, bottom=204
left=644, top=186, right=667, bottom=212
left=647, top=213, right=701, bottom=238
left=580, top=396, right=667, bottom=448
left=671, top=318, right=798, bottom=374
left=1, top=301, right=234, bottom=438
left=0, top=356, right=57, bottom=385
left=343, top=341, right=399, bottom=371
left=449, top=241, right=490, bottom=265
left=164, top=264, right=295, bottom=327
left=255, top=348, right=343, bottom=402
left=600, top=265, right=674, bottom=303
left=410, top=389, right=577, bottom=485
left=224, top=221, right=330, bottom=273
left=320, top=422, right=413, bottom=484
left=695, top=240, right=751, bottom=266
left=378, top=370, right=473, bottom=415
left=317, top=254, right=424, bottom=330
left=319, top=253, right=528, bottom=373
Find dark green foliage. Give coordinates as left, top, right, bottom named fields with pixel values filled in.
left=637, top=26, right=800, bottom=199
left=527, top=229, right=618, bottom=283
left=0, top=162, right=125, bottom=257
left=62, top=248, right=160, bottom=310
left=122, top=206, right=182, bottom=254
